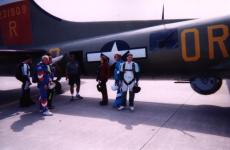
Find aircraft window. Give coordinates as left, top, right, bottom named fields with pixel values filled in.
left=150, top=29, right=178, bottom=50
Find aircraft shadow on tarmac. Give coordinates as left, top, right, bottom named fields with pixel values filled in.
left=3, top=94, right=230, bottom=137
left=56, top=96, right=230, bottom=137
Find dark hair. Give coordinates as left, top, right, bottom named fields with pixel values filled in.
left=127, top=53, right=133, bottom=57
left=101, top=56, right=109, bottom=63
left=23, top=55, right=32, bottom=61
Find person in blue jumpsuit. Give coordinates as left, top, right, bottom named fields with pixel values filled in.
left=36, top=55, right=53, bottom=116
left=112, top=53, right=123, bottom=107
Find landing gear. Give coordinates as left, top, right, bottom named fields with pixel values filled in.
left=190, top=77, right=222, bottom=95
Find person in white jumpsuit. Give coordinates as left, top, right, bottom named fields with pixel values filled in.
left=118, top=53, right=140, bottom=111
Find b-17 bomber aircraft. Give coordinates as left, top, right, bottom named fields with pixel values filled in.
left=0, top=0, right=230, bottom=95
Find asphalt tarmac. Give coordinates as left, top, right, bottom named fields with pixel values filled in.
left=0, top=77, right=230, bottom=150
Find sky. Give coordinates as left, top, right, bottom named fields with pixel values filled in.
left=1, top=0, right=230, bottom=22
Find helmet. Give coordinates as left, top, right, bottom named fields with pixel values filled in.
left=97, top=83, right=102, bottom=92
left=111, top=84, right=118, bottom=91
left=133, top=85, right=141, bottom=93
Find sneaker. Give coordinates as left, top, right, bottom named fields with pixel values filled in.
left=76, top=94, right=83, bottom=100
left=129, top=106, right=135, bottom=111
left=43, top=110, right=53, bottom=116
left=118, top=106, right=125, bottom=111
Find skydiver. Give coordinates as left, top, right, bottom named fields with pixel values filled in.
left=112, top=53, right=124, bottom=108
left=36, top=55, right=53, bottom=116
left=118, top=53, right=140, bottom=111
left=96, top=56, right=110, bottom=106
left=66, top=54, right=83, bottom=101
left=19, top=56, right=34, bottom=107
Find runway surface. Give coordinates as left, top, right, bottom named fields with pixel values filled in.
left=0, top=77, right=230, bottom=150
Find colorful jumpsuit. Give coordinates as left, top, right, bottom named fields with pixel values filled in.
left=36, top=63, right=50, bottom=112
left=113, top=60, right=123, bottom=107
left=114, top=60, right=123, bottom=85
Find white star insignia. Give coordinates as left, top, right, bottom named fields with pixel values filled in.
left=102, top=42, right=128, bottom=65
left=87, top=42, right=146, bottom=65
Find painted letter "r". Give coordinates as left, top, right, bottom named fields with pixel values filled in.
left=9, top=20, right=18, bottom=37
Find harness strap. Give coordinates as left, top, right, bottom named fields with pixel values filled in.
left=123, top=78, right=135, bottom=85
left=121, top=62, right=136, bottom=85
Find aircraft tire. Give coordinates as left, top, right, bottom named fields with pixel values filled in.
left=55, top=81, right=63, bottom=95
left=190, top=77, right=222, bottom=95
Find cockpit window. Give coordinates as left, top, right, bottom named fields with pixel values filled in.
left=150, top=29, right=178, bottom=50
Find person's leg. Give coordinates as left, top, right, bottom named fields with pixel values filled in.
left=121, top=81, right=128, bottom=106
left=122, top=91, right=127, bottom=106
left=20, top=81, right=27, bottom=107
left=129, top=91, right=135, bottom=107
left=70, top=85, right=74, bottom=100
left=117, top=91, right=126, bottom=110
left=100, top=82, right=108, bottom=105
left=118, top=81, right=128, bottom=110
left=25, top=88, right=34, bottom=105
left=38, top=86, right=52, bottom=115
left=47, top=89, right=51, bottom=106
left=113, top=88, right=122, bottom=107
left=76, top=76, right=80, bottom=94
left=68, top=75, right=75, bottom=100
left=128, top=82, right=135, bottom=111
left=48, top=89, right=55, bottom=109
left=75, top=76, right=83, bottom=99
